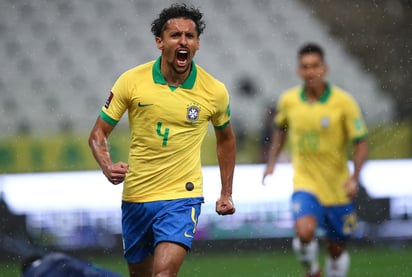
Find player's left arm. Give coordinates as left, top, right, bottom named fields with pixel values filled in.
left=351, top=139, right=368, bottom=183
left=214, top=124, right=236, bottom=215
left=343, top=94, right=369, bottom=198
left=345, top=139, right=368, bottom=198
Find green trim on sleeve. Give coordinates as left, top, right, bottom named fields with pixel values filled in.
left=352, top=134, right=368, bottom=143
left=214, top=121, right=230, bottom=130
left=100, top=110, right=118, bottom=126
left=274, top=122, right=288, bottom=131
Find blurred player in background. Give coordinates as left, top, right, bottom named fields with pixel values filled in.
left=88, top=3, right=236, bottom=277
left=263, top=43, right=368, bottom=277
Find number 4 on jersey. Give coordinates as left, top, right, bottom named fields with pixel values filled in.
left=156, top=122, right=170, bottom=146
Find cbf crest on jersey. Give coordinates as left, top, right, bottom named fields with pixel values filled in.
left=186, top=102, right=201, bottom=122
left=321, top=116, right=330, bottom=128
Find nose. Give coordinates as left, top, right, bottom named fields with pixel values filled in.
left=179, top=34, right=188, bottom=46
left=304, top=67, right=317, bottom=78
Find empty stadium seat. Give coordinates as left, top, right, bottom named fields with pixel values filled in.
left=0, top=0, right=394, bottom=136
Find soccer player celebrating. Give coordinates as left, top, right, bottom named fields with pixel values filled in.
left=263, top=43, right=368, bottom=277
left=88, top=4, right=236, bottom=277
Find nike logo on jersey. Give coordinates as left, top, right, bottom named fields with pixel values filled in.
left=138, top=102, right=153, bottom=107
left=184, top=231, right=194, bottom=238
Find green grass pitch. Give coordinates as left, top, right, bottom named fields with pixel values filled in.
left=180, top=246, right=412, bottom=276
left=2, top=245, right=411, bottom=276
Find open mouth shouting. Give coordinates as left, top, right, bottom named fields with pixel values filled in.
left=176, top=49, right=189, bottom=67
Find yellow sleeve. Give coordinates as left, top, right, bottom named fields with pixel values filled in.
left=344, top=95, right=368, bottom=142
left=274, top=93, right=288, bottom=128
left=101, top=72, right=130, bottom=124
left=212, top=85, right=231, bottom=129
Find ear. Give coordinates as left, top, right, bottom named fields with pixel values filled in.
left=155, top=36, right=163, bottom=50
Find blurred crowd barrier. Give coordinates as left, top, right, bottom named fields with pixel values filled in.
left=1, top=161, right=412, bottom=253
left=0, top=134, right=128, bottom=173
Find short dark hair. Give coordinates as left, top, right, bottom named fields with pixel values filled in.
left=298, top=43, right=325, bottom=61
left=151, top=3, right=206, bottom=37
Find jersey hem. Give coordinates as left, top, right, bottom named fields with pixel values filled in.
left=122, top=193, right=204, bottom=203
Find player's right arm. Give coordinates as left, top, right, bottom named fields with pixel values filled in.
left=88, top=116, right=128, bottom=185
left=262, top=125, right=287, bottom=183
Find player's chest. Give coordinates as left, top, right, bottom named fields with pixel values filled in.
left=289, top=103, right=343, bottom=131
left=130, top=87, right=213, bottom=125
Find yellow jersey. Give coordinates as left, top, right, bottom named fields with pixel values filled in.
left=100, top=58, right=231, bottom=202
left=275, top=84, right=367, bottom=205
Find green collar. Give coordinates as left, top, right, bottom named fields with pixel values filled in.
left=300, top=83, right=331, bottom=103
left=152, top=57, right=197, bottom=90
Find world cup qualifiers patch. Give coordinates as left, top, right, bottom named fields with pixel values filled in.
left=186, top=102, right=201, bottom=121
left=104, top=91, right=114, bottom=109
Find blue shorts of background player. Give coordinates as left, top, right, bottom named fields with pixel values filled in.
left=122, top=197, right=204, bottom=263
left=292, top=191, right=357, bottom=241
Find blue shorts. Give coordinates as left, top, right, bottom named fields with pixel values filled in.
left=292, top=191, right=357, bottom=242
left=122, top=197, right=203, bottom=263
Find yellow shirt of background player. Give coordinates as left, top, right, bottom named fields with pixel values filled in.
left=101, top=57, right=231, bottom=202
left=275, top=85, right=367, bottom=205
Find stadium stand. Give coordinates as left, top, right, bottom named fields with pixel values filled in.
left=0, top=0, right=395, bottom=136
